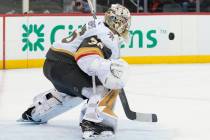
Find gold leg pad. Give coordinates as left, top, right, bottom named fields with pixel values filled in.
left=99, top=90, right=120, bottom=117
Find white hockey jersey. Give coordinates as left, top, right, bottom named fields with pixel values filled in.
left=52, top=19, right=123, bottom=59
left=47, top=19, right=127, bottom=89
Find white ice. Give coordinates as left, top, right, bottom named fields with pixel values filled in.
left=0, top=64, right=210, bottom=140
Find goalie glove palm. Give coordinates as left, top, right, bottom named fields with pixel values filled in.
left=103, top=59, right=128, bottom=89
left=110, top=60, right=126, bottom=78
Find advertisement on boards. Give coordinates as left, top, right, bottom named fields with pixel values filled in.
left=5, top=15, right=183, bottom=61
left=4, top=15, right=210, bottom=66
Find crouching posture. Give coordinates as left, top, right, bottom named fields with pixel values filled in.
left=20, top=4, right=131, bottom=139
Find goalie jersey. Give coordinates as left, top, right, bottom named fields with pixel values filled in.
left=46, top=19, right=123, bottom=64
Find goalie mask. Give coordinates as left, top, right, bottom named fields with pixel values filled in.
left=105, top=4, right=131, bottom=40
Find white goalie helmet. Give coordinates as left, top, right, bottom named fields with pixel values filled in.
left=105, top=4, right=131, bottom=38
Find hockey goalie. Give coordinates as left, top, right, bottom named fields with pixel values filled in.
left=20, top=4, right=131, bottom=139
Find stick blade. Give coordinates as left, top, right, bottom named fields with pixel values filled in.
left=119, top=89, right=158, bottom=122
left=135, top=113, right=158, bottom=122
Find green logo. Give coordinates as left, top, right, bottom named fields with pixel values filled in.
left=22, top=24, right=45, bottom=52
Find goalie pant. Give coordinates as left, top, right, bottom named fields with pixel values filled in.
left=43, top=49, right=102, bottom=99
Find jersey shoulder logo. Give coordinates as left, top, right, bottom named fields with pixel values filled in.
left=108, top=32, right=114, bottom=41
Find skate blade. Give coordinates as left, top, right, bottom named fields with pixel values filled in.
left=17, top=118, right=31, bottom=122
left=82, top=131, right=114, bottom=139
left=16, top=118, right=47, bottom=124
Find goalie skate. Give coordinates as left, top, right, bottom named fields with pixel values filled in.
left=17, top=106, right=45, bottom=124
left=80, top=119, right=114, bottom=139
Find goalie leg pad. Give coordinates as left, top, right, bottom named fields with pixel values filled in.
left=80, top=90, right=119, bottom=132
left=23, top=89, right=83, bottom=123
left=98, top=90, right=119, bottom=132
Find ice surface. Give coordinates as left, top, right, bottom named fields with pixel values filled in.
left=0, top=64, right=210, bottom=140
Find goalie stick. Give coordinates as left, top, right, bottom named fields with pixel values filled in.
left=86, top=0, right=158, bottom=122
left=87, top=0, right=97, bottom=20
left=119, top=89, right=158, bottom=122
